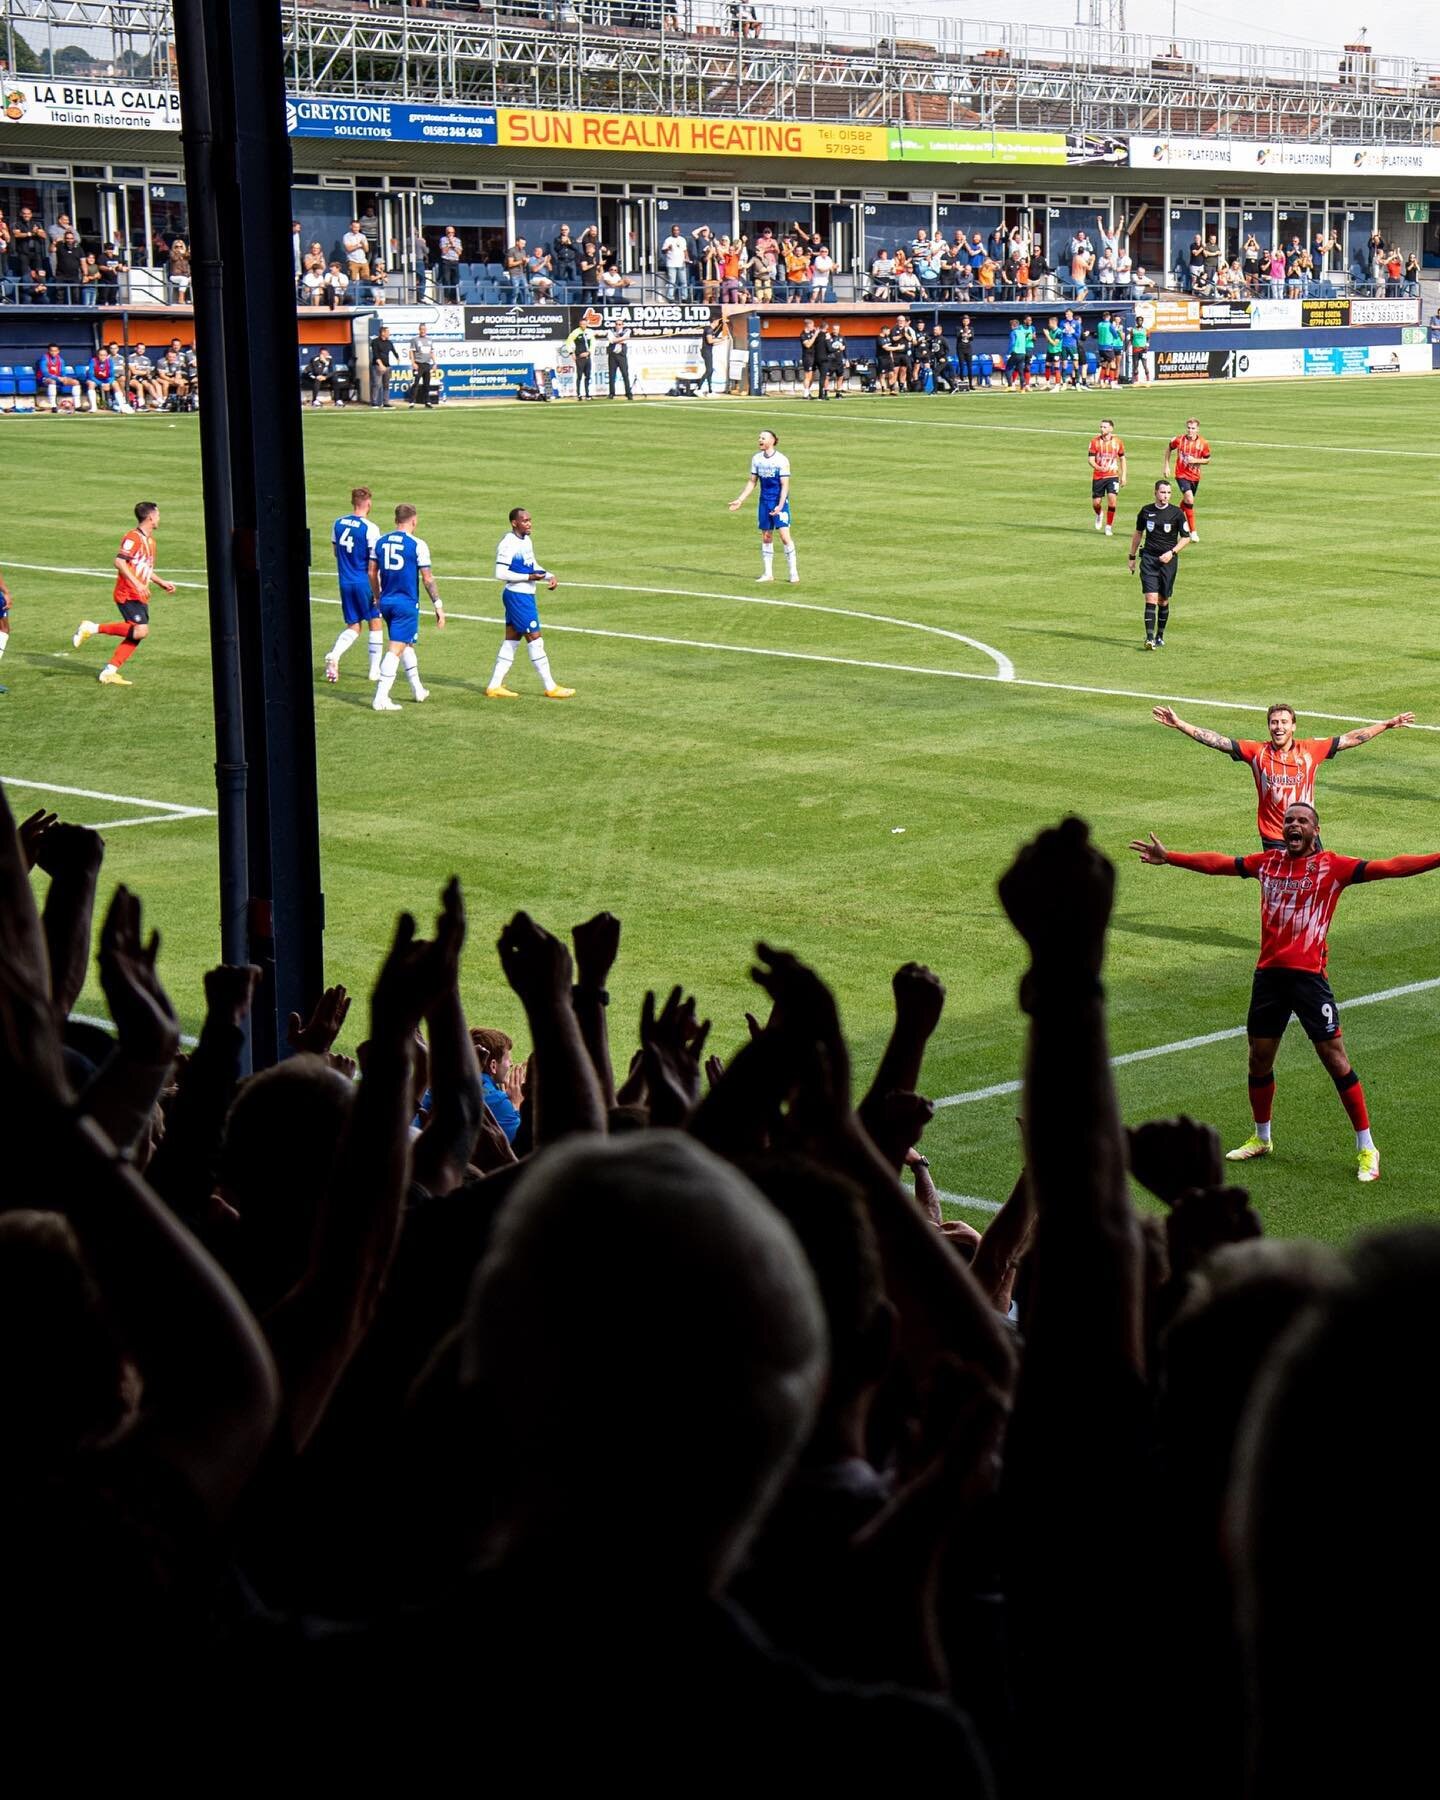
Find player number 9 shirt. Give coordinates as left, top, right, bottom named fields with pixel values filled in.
left=1236, top=849, right=1364, bottom=972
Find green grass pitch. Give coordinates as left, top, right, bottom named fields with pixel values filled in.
left=3, top=373, right=1439, bottom=1239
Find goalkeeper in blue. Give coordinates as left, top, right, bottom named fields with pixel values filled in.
left=324, top=485, right=383, bottom=683
left=728, top=430, right=798, bottom=583
left=485, top=506, right=574, bottom=700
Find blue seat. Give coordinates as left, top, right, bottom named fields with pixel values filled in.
left=17, top=371, right=38, bottom=396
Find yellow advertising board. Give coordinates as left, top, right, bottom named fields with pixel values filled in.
left=498, top=108, right=889, bottom=161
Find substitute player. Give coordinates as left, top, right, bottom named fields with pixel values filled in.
left=1151, top=700, right=1416, bottom=847
left=323, top=485, right=383, bottom=684
left=484, top=506, right=573, bottom=701
left=729, top=429, right=798, bottom=584
left=1088, top=419, right=1127, bottom=534
left=1128, top=478, right=1192, bottom=649
left=72, top=501, right=177, bottom=686
left=1131, top=802, right=1440, bottom=1182
left=369, top=502, right=444, bottom=712
left=1163, top=418, right=1211, bottom=538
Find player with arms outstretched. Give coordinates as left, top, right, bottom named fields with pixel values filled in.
left=729, top=429, right=798, bottom=584
left=1088, top=418, right=1126, bottom=534
left=72, top=501, right=177, bottom=686
left=1152, top=700, right=1415, bottom=848
left=323, top=485, right=383, bottom=684
left=485, top=506, right=573, bottom=700
left=1127, top=478, right=1192, bottom=649
left=1132, top=802, right=1440, bottom=1182
left=1163, top=418, right=1211, bottom=538
left=369, top=502, right=444, bottom=712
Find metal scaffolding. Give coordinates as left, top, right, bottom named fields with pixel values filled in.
left=6, top=0, right=1440, bottom=142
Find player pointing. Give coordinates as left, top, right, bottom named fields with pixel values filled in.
left=1087, top=418, right=1126, bottom=535
left=324, top=485, right=383, bottom=684
left=729, top=429, right=798, bottom=584
left=72, top=500, right=177, bottom=686
left=1152, top=701, right=1416, bottom=848
left=369, top=502, right=444, bottom=712
left=1131, top=802, right=1440, bottom=1183
left=485, top=506, right=573, bottom=700
left=1162, top=417, right=1210, bottom=538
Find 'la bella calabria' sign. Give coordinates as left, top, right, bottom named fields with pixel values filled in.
left=2, top=81, right=182, bottom=130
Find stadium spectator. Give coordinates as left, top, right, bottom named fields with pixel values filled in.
left=988, top=221, right=1009, bottom=268
left=301, top=265, right=327, bottom=306
left=1405, top=251, right=1421, bottom=295
left=323, top=262, right=350, bottom=309
left=1068, top=234, right=1094, bottom=300
left=810, top=243, right=835, bottom=305
left=368, top=261, right=390, bottom=306
left=551, top=225, right=579, bottom=297
left=1097, top=244, right=1116, bottom=301
left=578, top=228, right=601, bottom=304
left=599, top=254, right=634, bottom=302
left=1242, top=232, right=1262, bottom=290
left=167, top=238, right=192, bottom=305
left=409, top=325, right=437, bottom=407
left=471, top=1028, right=523, bottom=1144
left=303, top=240, right=326, bottom=282
left=783, top=235, right=809, bottom=302
left=718, top=236, right=747, bottom=304
left=79, top=254, right=101, bottom=304
left=10, top=206, right=48, bottom=276
left=661, top=224, right=691, bottom=301
left=439, top=227, right=463, bottom=300
left=606, top=316, right=633, bottom=397
left=747, top=241, right=775, bottom=303
left=868, top=247, right=896, bottom=301
left=1131, top=265, right=1156, bottom=297
left=503, top=237, right=530, bottom=303
left=1186, top=233, right=1207, bottom=294
left=24, top=266, right=51, bottom=304
left=54, top=229, right=83, bottom=302
left=1266, top=246, right=1287, bottom=298
left=97, top=242, right=125, bottom=307
left=1385, top=247, right=1405, bottom=296
left=1112, top=242, right=1132, bottom=300
left=304, top=347, right=344, bottom=407
left=344, top=218, right=371, bottom=284
left=0, top=211, right=9, bottom=270
left=291, top=219, right=304, bottom=290
left=1203, top=233, right=1223, bottom=289
left=370, top=325, right=395, bottom=407
left=527, top=246, right=555, bottom=301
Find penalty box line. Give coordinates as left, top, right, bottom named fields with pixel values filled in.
left=3, top=773, right=216, bottom=832
left=933, top=973, right=1440, bottom=1108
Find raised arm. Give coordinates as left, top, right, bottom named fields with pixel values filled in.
left=29, top=819, right=106, bottom=1019
left=1355, top=851, right=1440, bottom=882
left=570, top=910, right=621, bottom=1108
left=497, top=910, right=607, bottom=1145
left=1335, top=711, right=1415, bottom=751
left=1130, top=832, right=1244, bottom=874
left=858, top=962, right=945, bottom=1169
left=1151, top=704, right=1237, bottom=754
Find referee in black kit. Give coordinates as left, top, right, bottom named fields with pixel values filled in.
left=607, top=318, right=634, bottom=400
left=1127, top=477, right=1194, bottom=650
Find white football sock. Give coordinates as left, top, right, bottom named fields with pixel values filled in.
left=367, top=628, right=384, bottom=674
left=527, top=636, right=555, bottom=690
left=761, top=543, right=774, bottom=575
left=488, top=639, right=516, bottom=689
left=401, top=646, right=423, bottom=695
left=784, top=542, right=798, bottom=577
left=374, top=650, right=399, bottom=703
left=1356, top=1127, right=1374, bottom=1151
left=1255, top=1120, right=1272, bottom=1143
left=46, top=382, right=57, bottom=406
left=0, top=634, right=8, bottom=661
left=328, top=626, right=360, bottom=663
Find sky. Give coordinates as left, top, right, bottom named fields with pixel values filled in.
left=880, top=0, right=1440, bottom=63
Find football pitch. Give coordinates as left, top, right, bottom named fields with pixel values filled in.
left=4, top=374, right=1439, bottom=1240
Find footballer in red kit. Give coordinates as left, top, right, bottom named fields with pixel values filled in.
left=1132, top=802, right=1440, bottom=1183
left=1151, top=700, right=1416, bottom=846
left=71, top=501, right=177, bottom=686
left=1162, top=417, right=1211, bottom=536
left=1087, top=420, right=1127, bottom=535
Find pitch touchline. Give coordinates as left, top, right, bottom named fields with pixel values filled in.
left=2, top=773, right=215, bottom=831
left=933, top=974, right=1440, bottom=1108
left=8, top=562, right=1435, bottom=733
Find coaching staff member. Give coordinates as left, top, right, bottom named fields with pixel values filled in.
left=607, top=317, right=634, bottom=400
left=1128, top=477, right=1193, bottom=650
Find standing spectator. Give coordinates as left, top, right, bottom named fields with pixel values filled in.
left=1113, top=241, right=1132, bottom=302
left=323, top=262, right=350, bottom=309
left=700, top=314, right=729, bottom=394
left=527, top=246, right=555, bottom=301
left=719, top=236, right=747, bottom=304
left=1405, top=251, right=1421, bottom=295
left=1312, top=225, right=1331, bottom=278
left=79, top=254, right=101, bottom=305
left=1097, top=244, right=1117, bottom=302
left=12, top=207, right=48, bottom=275
left=810, top=243, right=835, bottom=305
left=1069, top=233, right=1094, bottom=300
left=46, top=211, right=75, bottom=257
left=167, top=238, right=192, bottom=305
left=1265, top=245, right=1287, bottom=297
left=0, top=211, right=10, bottom=273
left=439, top=227, right=464, bottom=301
left=53, top=229, right=83, bottom=303
left=578, top=228, right=601, bottom=304
left=1242, top=231, right=1262, bottom=290
left=409, top=324, right=437, bottom=408
left=370, top=325, right=395, bottom=407
left=303, top=240, right=326, bottom=283
left=746, top=241, right=774, bottom=303
left=503, top=237, right=530, bottom=303
left=358, top=201, right=380, bottom=255
left=660, top=224, right=690, bottom=301
left=689, top=223, right=714, bottom=281
left=551, top=225, right=579, bottom=297
left=344, top=218, right=371, bottom=285
left=369, top=261, right=390, bottom=307
left=1203, top=233, right=1223, bottom=290
left=1385, top=246, right=1404, bottom=296
left=606, top=316, right=633, bottom=399
left=304, top=347, right=343, bottom=408
left=988, top=220, right=1009, bottom=269
left=1186, top=233, right=1207, bottom=293
left=291, top=219, right=304, bottom=292
left=97, top=242, right=124, bottom=307
left=409, top=226, right=430, bottom=300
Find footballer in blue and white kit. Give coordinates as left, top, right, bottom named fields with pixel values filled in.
left=485, top=506, right=574, bottom=699
left=323, top=486, right=384, bottom=683
left=728, top=430, right=798, bottom=583
left=368, top=502, right=445, bottom=712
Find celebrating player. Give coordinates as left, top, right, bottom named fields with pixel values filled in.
left=1128, top=478, right=1192, bottom=649
left=1087, top=419, right=1127, bottom=534
left=485, top=506, right=573, bottom=701
left=729, top=429, right=798, bottom=584
left=368, top=502, right=444, bottom=713
left=323, top=485, right=383, bottom=684
left=72, top=501, right=177, bottom=686
left=1163, top=418, right=1211, bottom=538
left=0, top=565, right=11, bottom=692
left=1130, top=802, right=1440, bottom=1183
left=1151, top=701, right=1416, bottom=848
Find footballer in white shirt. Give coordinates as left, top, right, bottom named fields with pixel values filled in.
left=485, top=506, right=575, bottom=699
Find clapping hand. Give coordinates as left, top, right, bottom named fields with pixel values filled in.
left=17, top=809, right=58, bottom=870
left=497, top=909, right=572, bottom=1011
left=1127, top=1116, right=1223, bottom=1205
left=571, top=910, right=621, bottom=990
left=98, top=885, right=181, bottom=1066
left=640, top=984, right=711, bottom=1128
left=373, top=878, right=465, bottom=1043
left=287, top=984, right=352, bottom=1056
left=998, top=816, right=1115, bottom=976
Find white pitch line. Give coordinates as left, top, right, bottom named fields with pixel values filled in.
left=71, top=1009, right=198, bottom=1048
left=12, top=561, right=1435, bottom=733
left=936, top=1188, right=1003, bottom=1214
left=933, top=973, right=1440, bottom=1108
left=3, top=773, right=215, bottom=820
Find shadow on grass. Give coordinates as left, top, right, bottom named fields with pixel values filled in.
left=1109, top=915, right=1255, bottom=953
